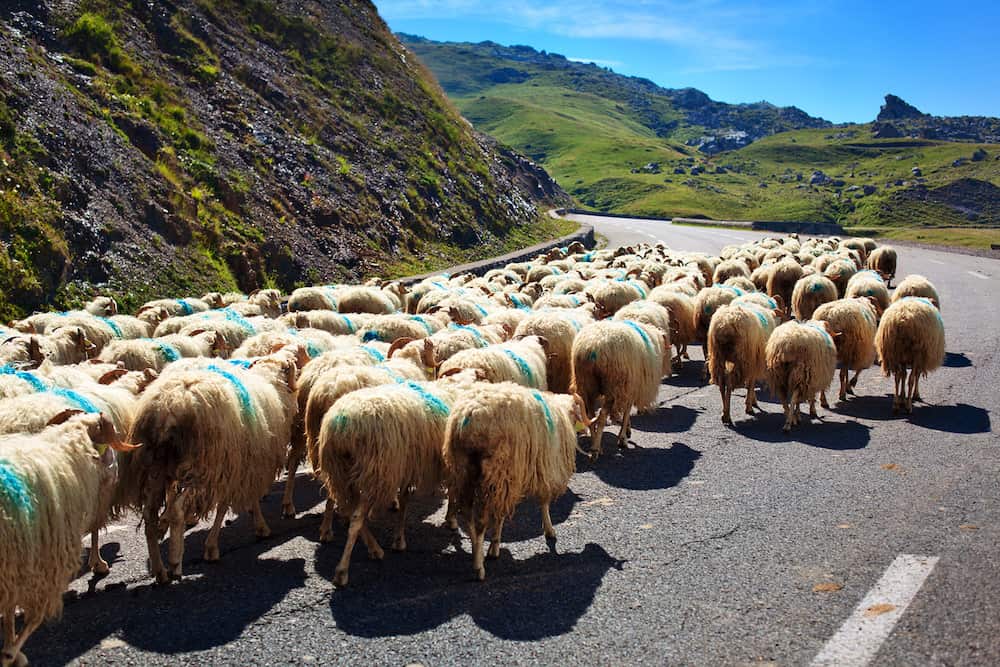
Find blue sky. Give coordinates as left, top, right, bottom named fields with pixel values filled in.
left=373, top=1, right=999, bottom=123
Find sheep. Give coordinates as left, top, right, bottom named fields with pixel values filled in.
left=892, top=274, right=940, bottom=309
left=174, top=309, right=260, bottom=350
left=0, top=374, right=138, bottom=440
left=0, top=336, right=34, bottom=369
left=281, top=310, right=372, bottom=336
left=32, top=326, right=95, bottom=366
left=356, top=314, right=443, bottom=344
left=813, top=297, right=879, bottom=406
left=222, top=302, right=264, bottom=317
left=444, top=383, right=588, bottom=580
left=571, top=319, right=668, bottom=458
left=247, top=289, right=283, bottom=318
left=823, top=258, right=858, bottom=298
left=106, top=314, right=155, bottom=339
left=437, top=336, right=549, bottom=389
left=723, top=276, right=756, bottom=293
left=692, top=286, right=743, bottom=343
left=712, top=259, right=751, bottom=285
left=84, top=296, right=118, bottom=317
left=647, top=286, right=696, bottom=363
left=875, top=297, right=945, bottom=414
left=706, top=302, right=778, bottom=425
left=232, top=328, right=339, bottom=360
left=765, top=320, right=838, bottom=432
left=867, top=246, right=898, bottom=287
left=839, top=238, right=869, bottom=264
left=482, top=305, right=529, bottom=332
left=0, top=412, right=129, bottom=667
left=585, top=280, right=646, bottom=317
left=766, top=259, right=804, bottom=315
left=513, top=313, right=583, bottom=393
left=315, top=372, right=481, bottom=586
left=277, top=343, right=392, bottom=517
left=136, top=305, right=171, bottom=331
left=119, top=348, right=300, bottom=583
left=789, top=272, right=836, bottom=319
left=97, top=331, right=226, bottom=371
left=845, top=270, right=891, bottom=313
left=335, top=286, right=397, bottom=315
left=613, top=300, right=671, bottom=339
left=287, top=286, right=338, bottom=312
left=138, top=298, right=211, bottom=317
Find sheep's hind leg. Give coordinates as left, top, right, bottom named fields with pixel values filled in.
left=334, top=501, right=369, bottom=587
left=203, top=504, right=228, bottom=562
left=281, top=429, right=306, bottom=518
left=906, top=369, right=918, bottom=413
left=166, top=490, right=187, bottom=580
left=487, top=517, right=505, bottom=559
left=142, top=483, right=169, bottom=585
left=589, top=402, right=611, bottom=460
left=392, top=489, right=412, bottom=552
left=2, top=606, right=19, bottom=667
left=319, top=498, right=336, bottom=543
left=444, top=487, right=459, bottom=530
left=720, top=379, right=732, bottom=425
left=744, top=380, right=758, bottom=416
left=88, top=529, right=110, bottom=575
left=3, top=610, right=41, bottom=667
left=251, top=499, right=271, bottom=539
left=469, top=512, right=488, bottom=581
left=848, top=370, right=861, bottom=394
left=541, top=501, right=557, bottom=540
left=618, top=404, right=633, bottom=449
left=838, top=367, right=849, bottom=402
left=360, top=525, right=384, bottom=561
left=912, top=371, right=923, bottom=402
left=809, top=397, right=819, bottom=419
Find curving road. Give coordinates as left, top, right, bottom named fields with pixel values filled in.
left=28, top=214, right=999, bottom=666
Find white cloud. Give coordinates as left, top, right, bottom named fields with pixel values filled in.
left=567, top=56, right=624, bottom=68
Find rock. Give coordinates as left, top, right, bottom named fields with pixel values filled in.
left=863, top=185, right=877, bottom=195
left=871, top=121, right=903, bottom=139
left=759, top=182, right=768, bottom=188
left=911, top=167, right=922, bottom=177
left=877, top=94, right=925, bottom=121
left=846, top=185, right=860, bottom=192
left=715, top=166, right=727, bottom=174
left=809, top=170, right=828, bottom=185
left=953, top=158, right=966, bottom=167
left=972, top=149, right=987, bottom=162
left=690, top=166, right=704, bottom=175
left=673, top=167, right=686, bottom=174
left=831, top=179, right=846, bottom=187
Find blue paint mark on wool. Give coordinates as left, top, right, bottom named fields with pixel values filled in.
left=362, top=330, right=383, bottom=343
left=581, top=252, right=593, bottom=262
left=736, top=304, right=770, bottom=329
left=339, top=314, right=356, bottom=333
left=176, top=299, right=194, bottom=315
left=450, top=324, right=487, bottom=347
left=410, top=316, right=435, bottom=335
left=401, top=381, right=450, bottom=417
left=532, top=391, right=555, bottom=434
left=50, top=387, right=100, bottom=413
left=474, top=304, right=489, bottom=318
left=0, top=366, right=48, bottom=392
left=551, top=267, right=562, bottom=275
left=287, top=329, right=323, bottom=357
left=509, top=294, right=529, bottom=311
left=719, top=285, right=744, bottom=297
left=97, top=317, right=123, bottom=338
left=361, top=346, right=385, bottom=363
left=622, top=320, right=654, bottom=354
left=156, top=342, right=180, bottom=362
left=809, top=280, right=826, bottom=293
left=503, top=349, right=537, bottom=387
left=0, top=461, right=33, bottom=518
left=206, top=364, right=255, bottom=421
left=805, top=323, right=835, bottom=349
left=223, top=309, right=256, bottom=334
left=901, top=297, right=943, bottom=324
left=227, top=359, right=254, bottom=369
left=627, top=281, right=648, bottom=298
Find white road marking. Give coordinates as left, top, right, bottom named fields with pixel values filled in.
left=811, top=554, right=939, bottom=667
left=966, top=271, right=990, bottom=280
left=927, top=259, right=946, bottom=265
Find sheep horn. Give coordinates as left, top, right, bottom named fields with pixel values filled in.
left=109, top=440, right=142, bottom=452
left=47, top=409, right=84, bottom=426
left=98, top=369, right=129, bottom=384
left=387, top=337, right=416, bottom=358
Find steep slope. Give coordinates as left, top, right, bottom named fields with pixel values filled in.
left=0, top=1, right=569, bottom=319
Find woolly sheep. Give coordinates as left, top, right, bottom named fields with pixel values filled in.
left=232, top=328, right=339, bottom=361
left=287, top=286, right=338, bottom=312
left=647, top=286, right=696, bottom=363
left=585, top=280, right=646, bottom=317
left=316, top=372, right=481, bottom=586
left=281, top=310, right=373, bottom=336
left=437, top=336, right=549, bottom=390
left=0, top=413, right=128, bottom=667
left=707, top=302, right=778, bottom=424
left=813, top=297, right=879, bottom=405
left=84, top=296, right=118, bottom=317
left=845, top=270, right=890, bottom=313
left=444, top=383, right=588, bottom=580
left=98, top=332, right=225, bottom=371
left=875, top=297, right=945, bottom=413
left=119, top=348, right=300, bottom=583
left=692, top=286, right=743, bottom=343
left=765, top=320, right=838, bottom=432
left=571, top=319, right=668, bottom=458
left=335, top=286, right=397, bottom=315
left=791, top=274, right=838, bottom=321
left=892, top=274, right=940, bottom=309
left=823, top=258, right=857, bottom=298
left=867, top=246, right=898, bottom=287
left=513, top=313, right=583, bottom=393
left=712, top=259, right=751, bottom=285
left=139, top=298, right=211, bottom=317
left=766, top=259, right=804, bottom=316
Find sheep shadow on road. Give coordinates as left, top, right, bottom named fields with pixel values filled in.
left=631, top=404, right=700, bottom=434
left=587, top=440, right=701, bottom=491
left=321, top=542, right=624, bottom=640
left=908, top=402, right=991, bottom=434
left=942, top=352, right=973, bottom=368
left=739, top=412, right=871, bottom=449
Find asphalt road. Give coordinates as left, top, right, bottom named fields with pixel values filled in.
left=29, top=214, right=998, bottom=666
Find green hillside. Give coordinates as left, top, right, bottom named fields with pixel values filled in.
left=402, top=35, right=1000, bottom=249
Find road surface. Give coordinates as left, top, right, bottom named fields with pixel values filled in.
left=28, top=214, right=999, bottom=666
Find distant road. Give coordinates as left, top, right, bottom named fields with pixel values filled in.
left=28, top=211, right=1000, bottom=666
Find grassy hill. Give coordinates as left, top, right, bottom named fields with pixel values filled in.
left=402, top=35, right=1000, bottom=249
left=0, top=2, right=570, bottom=319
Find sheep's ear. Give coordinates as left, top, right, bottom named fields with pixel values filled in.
left=535, top=335, right=550, bottom=352
left=136, top=305, right=152, bottom=315
left=500, top=323, right=514, bottom=340
left=109, top=440, right=141, bottom=452
left=438, top=367, right=464, bottom=378
left=47, top=408, right=84, bottom=426
left=86, top=357, right=105, bottom=364
left=421, top=339, right=437, bottom=368
left=28, top=337, right=44, bottom=365
left=387, top=337, right=415, bottom=358
left=98, top=369, right=129, bottom=384
left=281, top=360, right=299, bottom=392
left=248, top=289, right=260, bottom=297
left=187, top=329, right=207, bottom=336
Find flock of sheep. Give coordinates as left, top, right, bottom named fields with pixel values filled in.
left=0, top=234, right=945, bottom=666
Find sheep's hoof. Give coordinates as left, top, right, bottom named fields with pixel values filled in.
left=2, top=651, right=27, bottom=667
left=391, top=537, right=406, bottom=553
left=255, top=526, right=271, bottom=540
left=203, top=545, right=220, bottom=562
left=92, top=559, right=110, bottom=576
left=368, top=545, right=385, bottom=561
left=445, top=517, right=459, bottom=531
left=913, top=392, right=922, bottom=402
left=281, top=503, right=296, bottom=519
left=153, top=569, right=170, bottom=586
left=487, top=542, right=501, bottom=559
left=334, top=569, right=350, bottom=587
left=722, top=415, right=733, bottom=425
left=588, top=450, right=601, bottom=462
left=389, top=499, right=401, bottom=512
left=782, top=423, right=792, bottom=433
left=318, top=529, right=334, bottom=544
left=544, top=528, right=557, bottom=541
left=475, top=566, right=486, bottom=582
left=820, top=398, right=830, bottom=409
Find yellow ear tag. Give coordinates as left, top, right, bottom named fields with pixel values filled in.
left=574, top=420, right=589, bottom=433
left=96, top=443, right=109, bottom=456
